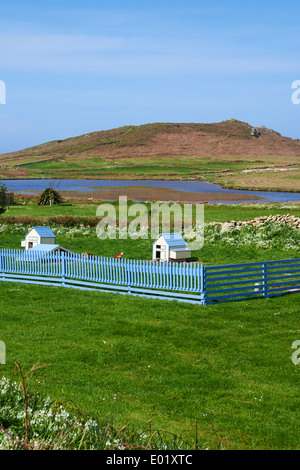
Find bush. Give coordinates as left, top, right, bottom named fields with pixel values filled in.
left=38, top=187, right=63, bottom=206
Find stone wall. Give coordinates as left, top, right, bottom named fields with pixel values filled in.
left=208, top=214, right=300, bottom=232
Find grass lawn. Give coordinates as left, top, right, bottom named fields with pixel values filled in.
left=0, top=201, right=300, bottom=449
left=0, top=282, right=299, bottom=450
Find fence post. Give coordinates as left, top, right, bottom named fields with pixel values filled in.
left=126, top=259, right=131, bottom=295
left=200, top=263, right=206, bottom=305
left=0, top=250, right=6, bottom=281
left=262, top=262, right=267, bottom=297
left=61, top=251, right=66, bottom=287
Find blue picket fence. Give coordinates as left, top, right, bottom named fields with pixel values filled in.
left=0, top=249, right=299, bottom=305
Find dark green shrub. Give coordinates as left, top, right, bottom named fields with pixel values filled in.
left=38, top=187, right=63, bottom=206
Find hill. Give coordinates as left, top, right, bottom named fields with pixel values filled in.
left=0, top=120, right=299, bottom=191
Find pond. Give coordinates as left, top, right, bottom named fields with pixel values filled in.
left=1, top=179, right=300, bottom=204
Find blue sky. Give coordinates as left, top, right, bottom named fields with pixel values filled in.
left=0, top=0, right=300, bottom=154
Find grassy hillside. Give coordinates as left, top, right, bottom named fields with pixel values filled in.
left=1, top=120, right=299, bottom=192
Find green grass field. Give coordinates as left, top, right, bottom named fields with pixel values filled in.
left=0, top=283, right=299, bottom=449
left=18, top=156, right=262, bottom=179
left=5, top=157, right=298, bottom=192
left=0, top=201, right=300, bottom=449
left=3, top=199, right=300, bottom=223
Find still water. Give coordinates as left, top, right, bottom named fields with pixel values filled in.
left=1, top=179, right=300, bottom=204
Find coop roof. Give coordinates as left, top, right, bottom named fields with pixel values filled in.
left=169, top=247, right=191, bottom=252
left=26, top=226, right=55, bottom=238
left=17, top=244, right=72, bottom=261
left=154, top=233, right=187, bottom=247
left=29, top=244, right=71, bottom=253
left=29, top=244, right=60, bottom=252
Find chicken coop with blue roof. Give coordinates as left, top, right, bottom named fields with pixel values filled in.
left=152, top=233, right=191, bottom=262
left=21, top=226, right=56, bottom=250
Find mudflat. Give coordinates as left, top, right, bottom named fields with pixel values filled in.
left=55, top=185, right=262, bottom=202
